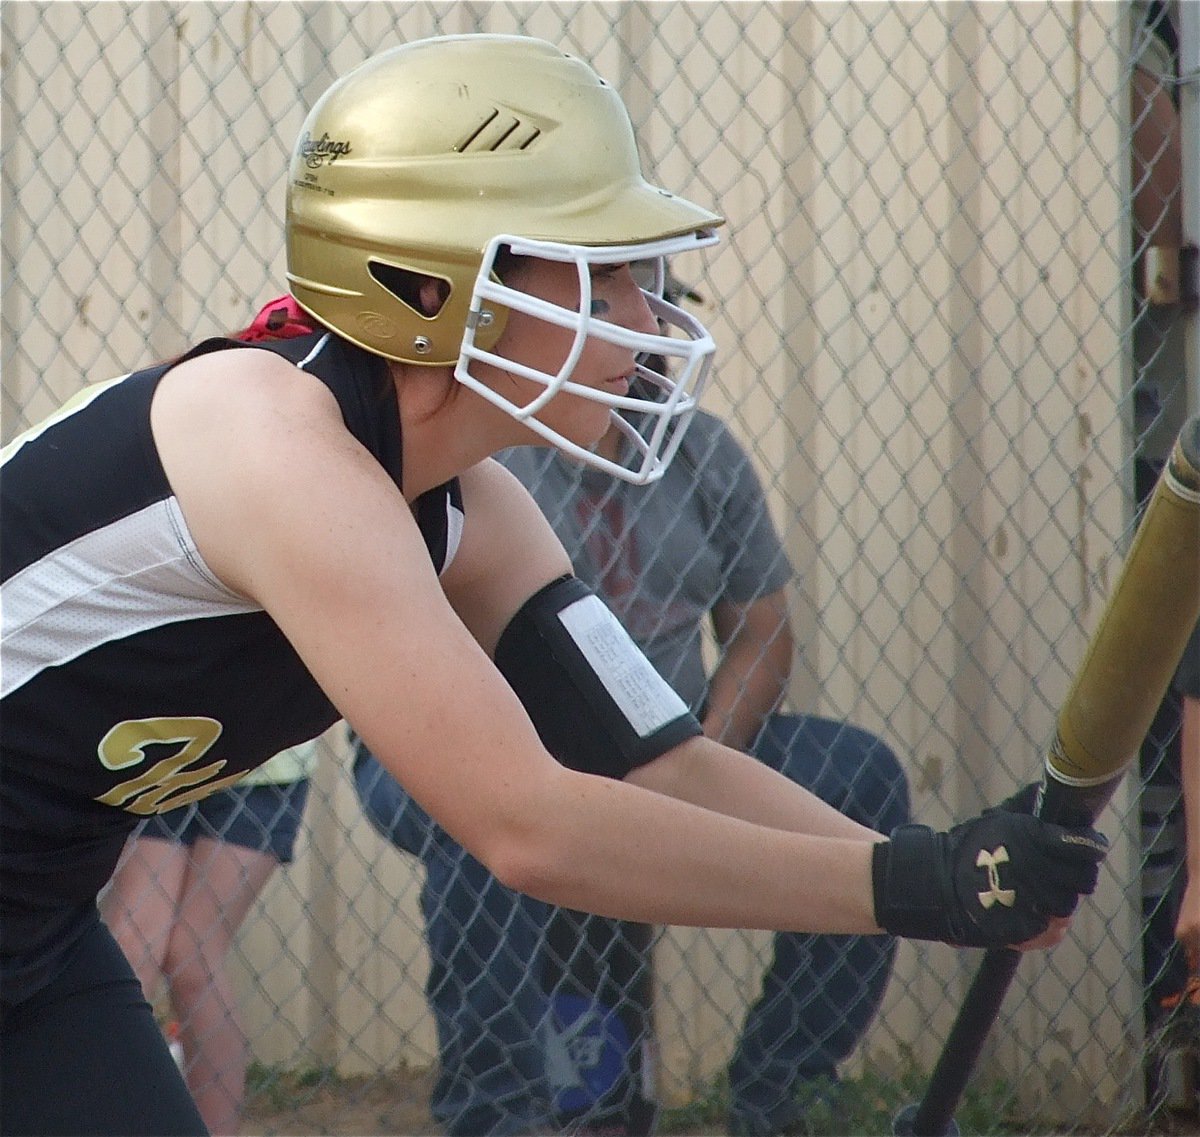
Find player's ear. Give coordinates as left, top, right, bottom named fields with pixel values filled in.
left=418, top=275, right=451, bottom=318
left=365, top=261, right=451, bottom=318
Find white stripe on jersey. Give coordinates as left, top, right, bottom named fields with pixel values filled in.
left=1, top=497, right=258, bottom=698
left=444, top=500, right=465, bottom=572
left=297, top=333, right=331, bottom=369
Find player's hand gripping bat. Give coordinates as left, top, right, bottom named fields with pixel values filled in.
left=894, top=415, right=1200, bottom=1137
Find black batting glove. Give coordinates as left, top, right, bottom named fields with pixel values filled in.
left=987, top=780, right=1098, bottom=830
left=871, top=814, right=1108, bottom=948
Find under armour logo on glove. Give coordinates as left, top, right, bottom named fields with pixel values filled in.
left=975, top=846, right=1016, bottom=909
left=871, top=813, right=1107, bottom=948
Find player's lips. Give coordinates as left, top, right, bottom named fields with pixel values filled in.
left=605, top=373, right=632, bottom=393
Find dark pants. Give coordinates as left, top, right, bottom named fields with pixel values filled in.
left=1, top=909, right=207, bottom=1136
left=354, top=713, right=910, bottom=1137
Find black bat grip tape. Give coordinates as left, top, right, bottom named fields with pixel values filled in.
left=896, top=773, right=1110, bottom=1136
left=896, top=415, right=1200, bottom=1137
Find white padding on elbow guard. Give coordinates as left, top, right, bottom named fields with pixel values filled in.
left=556, top=592, right=688, bottom=737
left=494, top=574, right=702, bottom=778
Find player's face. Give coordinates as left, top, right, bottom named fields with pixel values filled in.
left=483, top=256, right=660, bottom=448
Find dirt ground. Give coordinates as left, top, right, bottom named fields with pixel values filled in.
left=240, top=1064, right=1200, bottom=1137
left=241, top=1067, right=712, bottom=1137
left=243, top=1066, right=441, bottom=1137
left=242, top=1077, right=1200, bottom=1137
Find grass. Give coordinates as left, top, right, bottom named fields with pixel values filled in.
left=243, top=1058, right=1198, bottom=1136
left=658, top=1067, right=1028, bottom=1136
left=245, top=1060, right=339, bottom=1111
left=658, top=1065, right=1199, bottom=1136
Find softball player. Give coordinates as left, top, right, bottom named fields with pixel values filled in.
left=1, top=34, right=1105, bottom=1136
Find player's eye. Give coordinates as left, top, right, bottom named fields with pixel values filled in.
left=588, top=264, right=627, bottom=316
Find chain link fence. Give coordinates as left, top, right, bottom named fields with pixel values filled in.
left=3, top=2, right=1197, bottom=1134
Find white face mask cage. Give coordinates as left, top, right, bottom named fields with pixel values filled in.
left=456, top=230, right=718, bottom=485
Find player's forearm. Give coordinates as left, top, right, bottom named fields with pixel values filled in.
left=492, top=750, right=1105, bottom=950
left=498, top=760, right=882, bottom=934
left=627, top=735, right=880, bottom=842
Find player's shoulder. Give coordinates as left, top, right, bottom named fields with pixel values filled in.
left=459, top=454, right=542, bottom=510
left=156, top=341, right=342, bottom=438
left=168, top=339, right=321, bottom=388
left=449, top=457, right=570, bottom=568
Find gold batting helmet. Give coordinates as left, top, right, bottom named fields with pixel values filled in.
left=286, top=34, right=723, bottom=482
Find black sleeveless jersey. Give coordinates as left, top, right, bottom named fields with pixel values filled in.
left=1, top=330, right=464, bottom=997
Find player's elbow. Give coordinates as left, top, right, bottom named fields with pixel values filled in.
left=483, top=840, right=560, bottom=901
left=472, top=825, right=571, bottom=905
left=463, top=773, right=589, bottom=904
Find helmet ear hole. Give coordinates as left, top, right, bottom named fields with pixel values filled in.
left=368, top=261, right=450, bottom=317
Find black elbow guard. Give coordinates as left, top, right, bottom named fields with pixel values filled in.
left=494, top=574, right=702, bottom=779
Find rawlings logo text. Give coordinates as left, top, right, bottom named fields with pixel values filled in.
left=299, top=132, right=352, bottom=168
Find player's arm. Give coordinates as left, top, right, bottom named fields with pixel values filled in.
left=627, top=737, right=876, bottom=841
left=703, top=589, right=794, bottom=750
left=442, top=461, right=1102, bottom=949
left=442, top=463, right=849, bottom=836
left=150, top=359, right=1103, bottom=947
left=442, top=462, right=875, bottom=847
left=150, top=356, right=881, bottom=934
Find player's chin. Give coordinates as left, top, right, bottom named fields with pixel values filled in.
left=559, top=398, right=616, bottom=450
left=1013, top=915, right=1071, bottom=952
